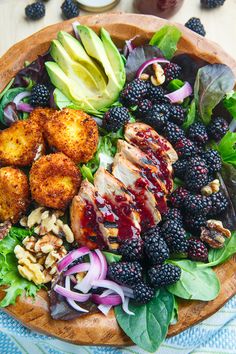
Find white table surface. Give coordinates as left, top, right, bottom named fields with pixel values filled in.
left=0, top=0, right=236, bottom=59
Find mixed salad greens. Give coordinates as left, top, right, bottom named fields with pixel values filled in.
left=0, top=23, right=236, bottom=353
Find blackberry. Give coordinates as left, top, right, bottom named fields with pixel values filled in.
left=188, top=122, right=208, bottom=145
left=30, top=84, right=50, bottom=107
left=25, top=2, right=45, bottom=20
left=61, top=0, right=80, bottom=19
left=163, top=63, right=182, bottom=83
left=173, top=159, right=188, bottom=179
left=144, top=104, right=170, bottom=130
left=210, top=191, right=228, bottom=216
left=185, top=17, right=206, bottom=37
left=184, top=194, right=212, bottom=215
left=161, top=220, right=189, bottom=253
left=141, top=224, right=160, bottom=241
left=169, top=187, right=189, bottom=208
left=201, top=0, right=225, bottom=8
left=107, top=261, right=143, bottom=286
left=118, top=238, right=144, bottom=262
left=145, top=82, right=169, bottom=103
left=120, top=79, right=147, bottom=106
left=102, top=106, right=130, bottom=132
left=188, top=238, right=208, bottom=262
left=144, top=235, right=169, bottom=265
left=185, top=157, right=209, bottom=191
left=136, top=99, right=153, bottom=118
left=207, top=117, right=229, bottom=141
left=174, top=138, right=198, bottom=158
left=201, top=149, right=222, bottom=174
left=169, top=105, right=185, bottom=126
left=184, top=212, right=207, bottom=233
left=162, top=208, right=183, bottom=226
left=133, top=282, right=155, bottom=304
left=148, top=264, right=181, bottom=288
left=163, top=122, right=185, bottom=144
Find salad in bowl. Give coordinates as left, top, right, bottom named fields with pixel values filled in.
left=0, top=19, right=236, bottom=352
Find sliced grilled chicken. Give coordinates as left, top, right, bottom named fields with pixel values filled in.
left=124, top=122, right=178, bottom=164
left=70, top=180, right=119, bottom=250
left=117, top=139, right=168, bottom=195
left=94, top=167, right=141, bottom=240
left=112, top=155, right=161, bottom=230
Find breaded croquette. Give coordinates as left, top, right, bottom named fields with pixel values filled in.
left=30, top=152, right=82, bottom=209
left=44, top=108, right=98, bottom=163
left=0, top=120, right=45, bottom=167
left=29, top=107, right=57, bottom=130
left=0, top=167, right=30, bottom=223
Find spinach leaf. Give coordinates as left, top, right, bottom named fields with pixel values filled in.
left=0, top=87, right=26, bottom=124
left=149, top=25, right=182, bottom=60
left=102, top=251, right=122, bottom=264
left=198, top=232, right=236, bottom=268
left=194, top=64, right=235, bottom=125
left=170, top=296, right=179, bottom=325
left=0, top=78, right=14, bottom=100
left=167, top=79, right=184, bottom=92
left=223, top=91, right=236, bottom=119
left=182, top=100, right=196, bottom=130
left=167, top=260, right=220, bottom=301
left=218, top=131, right=236, bottom=167
left=115, top=289, right=174, bottom=352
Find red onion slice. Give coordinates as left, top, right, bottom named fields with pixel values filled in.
left=98, top=304, right=112, bottom=316
left=95, top=249, right=107, bottom=280
left=121, top=286, right=134, bottom=299
left=91, top=293, right=122, bottom=306
left=54, top=284, right=90, bottom=302
left=64, top=262, right=90, bottom=276
left=92, top=280, right=125, bottom=304
left=65, top=276, right=89, bottom=313
left=136, top=58, right=170, bottom=79
left=122, top=297, right=134, bottom=316
left=123, top=35, right=139, bottom=57
left=72, top=21, right=81, bottom=40
left=13, top=91, right=31, bottom=106
left=74, top=252, right=101, bottom=293
left=57, top=246, right=90, bottom=272
left=165, top=81, right=193, bottom=103
left=17, top=103, right=34, bottom=113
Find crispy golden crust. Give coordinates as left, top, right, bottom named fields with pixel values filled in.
left=29, top=107, right=57, bottom=130
left=30, top=152, right=82, bottom=210
left=44, top=108, right=99, bottom=163
left=0, top=120, right=45, bottom=167
left=0, top=167, right=30, bottom=223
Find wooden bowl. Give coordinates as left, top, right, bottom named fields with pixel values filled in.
left=0, top=13, right=236, bottom=347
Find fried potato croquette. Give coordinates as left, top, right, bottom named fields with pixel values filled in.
left=44, top=108, right=98, bottom=163
left=30, top=152, right=82, bottom=210
left=0, top=120, right=45, bottom=167
left=29, top=107, right=57, bottom=130
left=0, top=167, right=30, bottom=223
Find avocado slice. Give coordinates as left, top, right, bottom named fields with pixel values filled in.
left=50, top=40, right=99, bottom=95
left=57, top=31, right=107, bottom=92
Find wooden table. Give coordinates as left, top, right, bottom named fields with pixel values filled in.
left=0, top=0, right=236, bottom=58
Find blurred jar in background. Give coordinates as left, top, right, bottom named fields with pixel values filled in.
left=134, top=0, right=184, bottom=18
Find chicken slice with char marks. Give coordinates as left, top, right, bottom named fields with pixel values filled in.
left=94, top=167, right=141, bottom=240
left=70, top=179, right=119, bottom=250
left=112, top=155, right=161, bottom=231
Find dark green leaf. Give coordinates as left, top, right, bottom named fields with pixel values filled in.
left=167, top=260, right=220, bottom=301
left=149, top=25, right=182, bottom=60
left=0, top=78, right=14, bottom=100
left=167, top=79, right=184, bottom=92
left=115, top=289, right=174, bottom=352
left=223, top=91, right=236, bottom=119
left=194, top=64, right=235, bottom=124
left=182, top=100, right=196, bottom=130
left=170, top=296, right=179, bottom=325
left=0, top=87, right=26, bottom=123
left=102, top=251, right=122, bottom=264
left=218, top=131, right=236, bottom=167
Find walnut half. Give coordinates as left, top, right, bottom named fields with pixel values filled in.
left=200, top=219, right=231, bottom=248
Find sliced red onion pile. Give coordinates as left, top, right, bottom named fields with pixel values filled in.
left=13, top=91, right=34, bottom=113
left=54, top=246, right=134, bottom=316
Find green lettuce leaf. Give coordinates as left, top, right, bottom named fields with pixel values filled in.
left=0, top=87, right=26, bottom=123
left=0, top=227, right=41, bottom=307
left=149, top=25, right=182, bottom=60
left=223, top=91, right=236, bottom=119
left=182, top=100, right=196, bottom=130
left=217, top=131, right=236, bottom=167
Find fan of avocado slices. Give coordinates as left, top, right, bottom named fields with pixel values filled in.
left=45, top=26, right=126, bottom=116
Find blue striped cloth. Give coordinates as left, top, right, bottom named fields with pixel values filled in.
left=1, top=296, right=236, bottom=353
